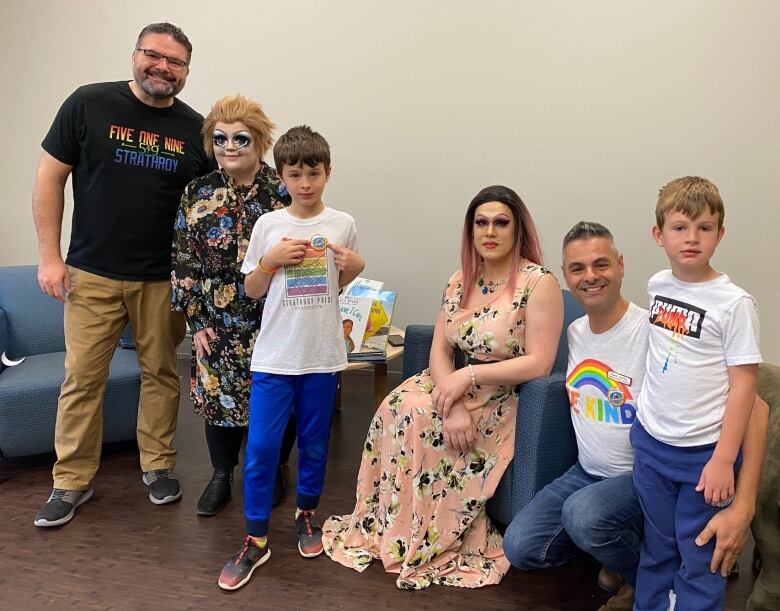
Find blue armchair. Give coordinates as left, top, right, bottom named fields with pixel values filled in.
left=0, top=265, right=142, bottom=458
left=402, top=290, right=584, bottom=526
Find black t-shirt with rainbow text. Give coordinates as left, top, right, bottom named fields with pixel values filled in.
left=42, top=81, right=214, bottom=281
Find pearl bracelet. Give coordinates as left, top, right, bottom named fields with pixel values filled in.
left=468, top=363, right=477, bottom=391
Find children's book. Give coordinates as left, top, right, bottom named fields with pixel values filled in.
left=349, top=290, right=398, bottom=362
left=343, top=276, right=384, bottom=298
left=339, top=296, right=372, bottom=355
left=340, top=277, right=398, bottom=360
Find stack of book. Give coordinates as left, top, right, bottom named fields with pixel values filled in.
left=339, top=277, right=397, bottom=362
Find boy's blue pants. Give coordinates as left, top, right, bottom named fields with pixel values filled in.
left=630, top=420, right=741, bottom=611
left=244, top=371, right=338, bottom=537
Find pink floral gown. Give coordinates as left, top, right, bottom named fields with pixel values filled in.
left=323, top=264, right=552, bottom=589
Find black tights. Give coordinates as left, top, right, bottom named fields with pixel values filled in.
left=204, top=415, right=296, bottom=470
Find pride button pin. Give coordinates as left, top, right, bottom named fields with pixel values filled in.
left=310, top=234, right=328, bottom=250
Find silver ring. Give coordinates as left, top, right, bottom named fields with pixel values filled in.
left=714, top=496, right=734, bottom=508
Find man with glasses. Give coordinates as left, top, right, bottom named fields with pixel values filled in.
left=32, top=22, right=214, bottom=527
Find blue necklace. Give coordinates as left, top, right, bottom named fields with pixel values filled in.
left=476, top=275, right=507, bottom=295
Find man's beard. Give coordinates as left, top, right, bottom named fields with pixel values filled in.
left=135, top=68, right=181, bottom=99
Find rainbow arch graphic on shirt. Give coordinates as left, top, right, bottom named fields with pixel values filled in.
left=566, top=359, right=633, bottom=398
left=566, top=358, right=636, bottom=425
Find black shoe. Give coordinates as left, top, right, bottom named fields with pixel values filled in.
left=272, top=464, right=289, bottom=508
left=142, top=469, right=182, bottom=505
left=34, top=487, right=94, bottom=527
left=197, top=469, right=233, bottom=516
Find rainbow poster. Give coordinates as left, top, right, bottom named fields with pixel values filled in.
left=566, top=358, right=636, bottom=425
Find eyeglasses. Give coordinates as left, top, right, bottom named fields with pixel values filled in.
left=135, top=48, right=188, bottom=70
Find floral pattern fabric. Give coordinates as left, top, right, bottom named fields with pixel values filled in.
left=323, top=264, right=552, bottom=589
left=171, top=165, right=288, bottom=426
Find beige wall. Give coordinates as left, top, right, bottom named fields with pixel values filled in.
left=1, top=1, right=778, bottom=362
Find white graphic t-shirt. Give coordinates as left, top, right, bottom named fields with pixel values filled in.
left=241, top=206, right=359, bottom=374
left=566, top=302, right=648, bottom=478
left=637, top=270, right=761, bottom=446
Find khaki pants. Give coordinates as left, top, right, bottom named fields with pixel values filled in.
left=53, top=267, right=185, bottom=490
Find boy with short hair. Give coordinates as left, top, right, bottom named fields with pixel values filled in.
left=632, top=176, right=762, bottom=610
left=218, top=125, right=364, bottom=591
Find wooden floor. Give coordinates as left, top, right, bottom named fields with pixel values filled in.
left=0, top=366, right=756, bottom=610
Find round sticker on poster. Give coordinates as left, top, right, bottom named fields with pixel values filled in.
left=311, top=234, right=328, bottom=250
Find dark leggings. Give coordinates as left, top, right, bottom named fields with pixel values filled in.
left=205, top=415, right=297, bottom=470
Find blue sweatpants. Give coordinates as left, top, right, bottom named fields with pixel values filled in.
left=244, top=371, right=338, bottom=537
left=630, top=420, right=741, bottom=611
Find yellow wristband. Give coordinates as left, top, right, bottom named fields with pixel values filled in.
left=258, top=257, right=278, bottom=274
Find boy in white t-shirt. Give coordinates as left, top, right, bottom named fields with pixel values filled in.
left=218, top=126, right=364, bottom=591
left=632, top=177, right=762, bottom=611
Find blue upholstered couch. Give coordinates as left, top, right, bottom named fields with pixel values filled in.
left=0, top=265, right=141, bottom=458
left=401, top=290, right=585, bottom=526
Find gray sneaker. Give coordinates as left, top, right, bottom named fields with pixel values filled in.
left=34, top=487, right=94, bottom=527
left=142, top=469, right=182, bottom=505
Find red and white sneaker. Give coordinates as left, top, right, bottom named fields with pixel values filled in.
left=295, top=510, right=323, bottom=558
left=218, top=535, right=271, bottom=591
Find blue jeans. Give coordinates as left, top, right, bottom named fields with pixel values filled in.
left=503, top=461, right=643, bottom=586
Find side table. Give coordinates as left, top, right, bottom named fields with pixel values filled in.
left=339, top=326, right=405, bottom=408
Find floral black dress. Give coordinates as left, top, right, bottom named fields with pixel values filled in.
left=171, top=164, right=288, bottom=427
left=323, top=265, right=552, bottom=589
